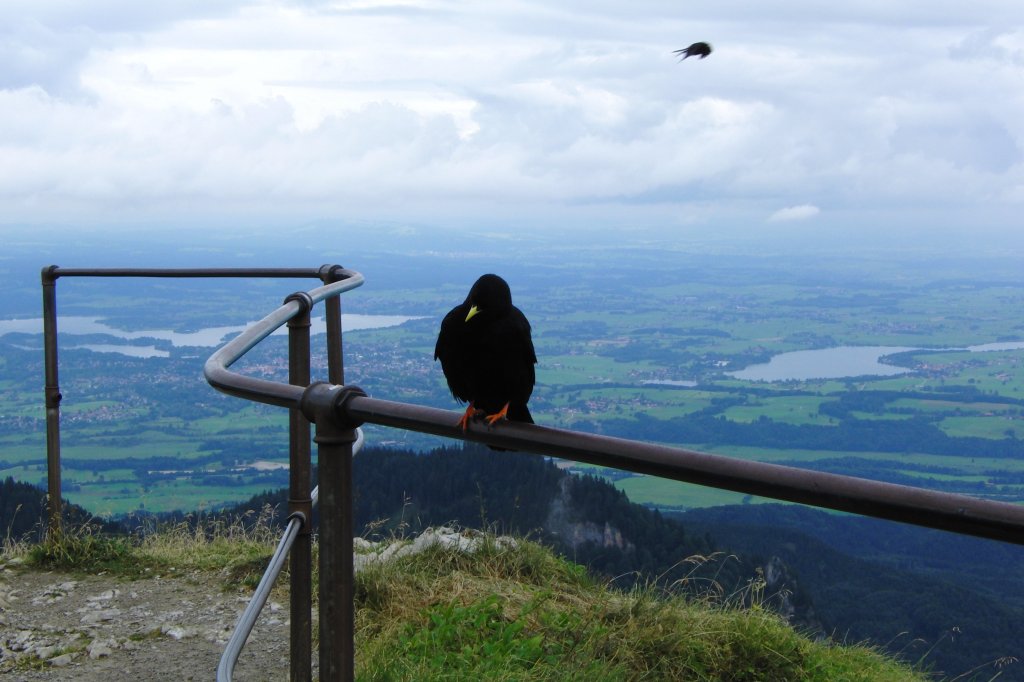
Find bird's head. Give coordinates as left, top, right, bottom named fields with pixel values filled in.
left=464, top=273, right=513, bottom=322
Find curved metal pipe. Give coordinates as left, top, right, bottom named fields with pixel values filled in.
left=217, top=429, right=364, bottom=682
left=203, top=272, right=364, bottom=408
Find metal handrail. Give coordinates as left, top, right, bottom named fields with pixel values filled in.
left=38, top=264, right=359, bottom=681
left=204, top=273, right=364, bottom=407
left=40, top=264, right=357, bottom=535
left=342, top=395, right=1024, bottom=545
left=217, top=429, right=364, bottom=682
left=42, top=267, right=344, bottom=278
left=207, top=330, right=1024, bottom=546
left=202, top=271, right=1024, bottom=681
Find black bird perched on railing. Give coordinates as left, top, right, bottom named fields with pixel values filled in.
left=674, top=41, right=712, bottom=60
left=434, top=274, right=536, bottom=437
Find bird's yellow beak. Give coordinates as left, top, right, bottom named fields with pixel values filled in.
left=465, top=305, right=480, bottom=322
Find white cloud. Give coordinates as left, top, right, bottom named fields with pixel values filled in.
left=768, top=204, right=820, bottom=223
left=0, top=1, right=1022, bottom=233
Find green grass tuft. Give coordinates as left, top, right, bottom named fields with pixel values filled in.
left=353, top=535, right=924, bottom=681
left=27, top=524, right=135, bottom=572
left=19, top=506, right=280, bottom=584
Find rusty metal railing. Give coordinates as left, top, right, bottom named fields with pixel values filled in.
left=40, top=265, right=353, bottom=535
left=40, top=264, right=356, bottom=682
left=201, top=270, right=1024, bottom=682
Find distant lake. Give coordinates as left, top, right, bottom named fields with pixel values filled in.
left=0, top=314, right=425, bottom=357
left=73, top=343, right=170, bottom=358
left=729, top=342, right=1024, bottom=382
left=641, top=380, right=698, bottom=387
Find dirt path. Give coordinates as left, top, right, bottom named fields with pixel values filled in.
left=0, top=559, right=303, bottom=681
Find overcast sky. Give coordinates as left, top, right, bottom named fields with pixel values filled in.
left=2, top=1, right=1022, bottom=236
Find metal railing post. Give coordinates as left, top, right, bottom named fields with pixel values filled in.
left=302, top=384, right=366, bottom=682
left=40, top=265, right=351, bottom=538
left=286, top=293, right=314, bottom=682
left=319, top=265, right=347, bottom=386
left=34, top=265, right=363, bottom=679
left=41, top=266, right=63, bottom=537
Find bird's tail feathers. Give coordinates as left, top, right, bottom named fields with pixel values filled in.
left=508, top=403, right=533, bottom=424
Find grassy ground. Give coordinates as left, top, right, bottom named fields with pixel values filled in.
left=3, top=519, right=926, bottom=681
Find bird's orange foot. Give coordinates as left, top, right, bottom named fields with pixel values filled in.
left=484, top=402, right=510, bottom=426
left=457, top=404, right=481, bottom=431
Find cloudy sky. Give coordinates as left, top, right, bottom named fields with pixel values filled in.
left=2, top=1, right=1023, bottom=235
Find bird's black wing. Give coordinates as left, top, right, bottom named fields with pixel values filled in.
left=486, top=306, right=536, bottom=423
left=434, top=304, right=475, bottom=404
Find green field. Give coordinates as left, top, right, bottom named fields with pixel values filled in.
left=722, top=396, right=837, bottom=426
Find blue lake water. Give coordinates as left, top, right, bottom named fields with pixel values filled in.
left=641, top=380, right=698, bottom=387
left=0, top=314, right=424, bottom=357
left=728, top=342, right=1024, bottom=382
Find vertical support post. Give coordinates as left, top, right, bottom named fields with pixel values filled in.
left=318, top=426, right=355, bottom=682
left=286, top=293, right=313, bottom=682
left=318, top=265, right=351, bottom=681
left=41, top=266, right=62, bottom=537
left=302, top=385, right=365, bottom=682
left=320, top=265, right=346, bottom=386
left=325, top=296, right=344, bottom=386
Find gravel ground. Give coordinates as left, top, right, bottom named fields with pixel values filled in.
left=0, top=527, right=500, bottom=680
left=0, top=558, right=303, bottom=681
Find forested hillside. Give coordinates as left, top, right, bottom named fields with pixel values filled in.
left=1, top=477, right=110, bottom=540
left=231, top=444, right=737, bottom=593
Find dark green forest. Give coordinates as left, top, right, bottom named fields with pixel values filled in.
left=1, top=476, right=116, bottom=539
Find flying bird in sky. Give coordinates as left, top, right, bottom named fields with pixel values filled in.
left=434, top=274, right=537, bottom=439
left=674, top=42, right=712, bottom=60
